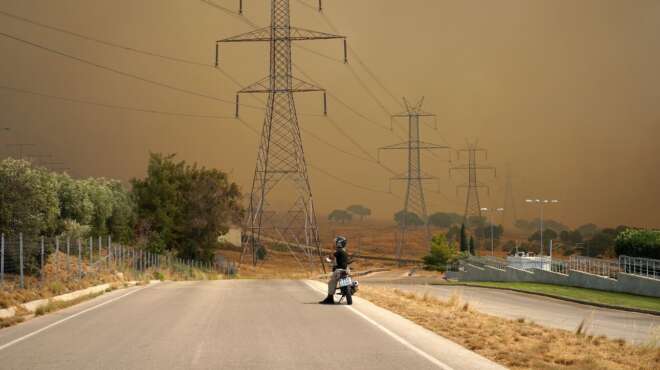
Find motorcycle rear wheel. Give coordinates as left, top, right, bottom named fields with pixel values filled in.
left=343, top=286, right=353, bottom=305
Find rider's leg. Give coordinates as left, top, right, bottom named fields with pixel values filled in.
left=327, top=270, right=339, bottom=295
left=319, top=270, right=340, bottom=304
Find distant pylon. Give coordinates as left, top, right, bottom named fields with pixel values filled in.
left=216, top=0, right=348, bottom=271
left=502, top=164, right=518, bottom=227
left=450, top=140, right=496, bottom=229
left=379, top=98, right=449, bottom=263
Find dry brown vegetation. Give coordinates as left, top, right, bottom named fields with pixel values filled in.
left=1, top=251, right=225, bottom=310
left=359, top=286, right=660, bottom=370
left=0, top=251, right=131, bottom=309
left=219, top=246, right=392, bottom=279
left=34, top=291, right=105, bottom=316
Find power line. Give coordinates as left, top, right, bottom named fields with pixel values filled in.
left=0, top=9, right=212, bottom=68
left=325, top=115, right=397, bottom=175
left=0, top=85, right=235, bottom=120
left=0, top=31, right=264, bottom=111
left=299, top=127, right=374, bottom=163
left=199, top=1, right=408, bottom=142
left=312, top=6, right=404, bottom=110
left=0, top=8, right=272, bottom=106
left=199, top=0, right=260, bottom=29
left=1, top=83, right=394, bottom=170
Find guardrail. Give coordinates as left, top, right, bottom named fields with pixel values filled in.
left=619, top=255, right=660, bottom=280
left=467, top=255, right=507, bottom=270
left=568, top=255, right=619, bottom=279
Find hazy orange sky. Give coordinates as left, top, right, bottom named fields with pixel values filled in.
left=1, top=0, right=659, bottom=228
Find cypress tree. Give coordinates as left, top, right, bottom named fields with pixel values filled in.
left=459, top=223, right=467, bottom=252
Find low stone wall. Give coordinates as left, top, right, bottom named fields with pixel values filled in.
left=617, top=273, right=660, bottom=297
left=450, top=264, right=660, bottom=298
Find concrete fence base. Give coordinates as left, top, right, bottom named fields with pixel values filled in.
left=448, top=264, right=660, bottom=298
left=0, top=280, right=147, bottom=319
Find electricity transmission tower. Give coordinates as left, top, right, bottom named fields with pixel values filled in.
left=216, top=0, right=347, bottom=270
left=379, top=98, right=448, bottom=263
left=450, top=140, right=496, bottom=229
left=502, top=164, right=518, bottom=227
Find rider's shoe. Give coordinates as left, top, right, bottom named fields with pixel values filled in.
left=318, top=295, right=334, bottom=304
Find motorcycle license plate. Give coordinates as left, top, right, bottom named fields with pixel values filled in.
left=338, top=277, right=352, bottom=288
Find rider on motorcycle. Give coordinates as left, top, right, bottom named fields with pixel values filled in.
left=319, top=236, right=351, bottom=304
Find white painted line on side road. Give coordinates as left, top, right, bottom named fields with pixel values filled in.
left=0, top=284, right=153, bottom=352
left=303, top=280, right=454, bottom=370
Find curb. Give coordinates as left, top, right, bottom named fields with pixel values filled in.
left=431, top=282, right=660, bottom=316
left=0, top=280, right=157, bottom=320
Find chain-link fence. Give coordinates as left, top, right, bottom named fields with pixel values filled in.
left=0, top=233, right=237, bottom=291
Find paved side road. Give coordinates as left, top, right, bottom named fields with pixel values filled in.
left=361, top=280, right=659, bottom=344
left=0, top=280, right=503, bottom=370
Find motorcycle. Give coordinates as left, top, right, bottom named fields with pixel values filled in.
left=334, top=268, right=359, bottom=305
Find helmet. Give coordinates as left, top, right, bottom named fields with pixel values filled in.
left=334, top=236, right=347, bottom=249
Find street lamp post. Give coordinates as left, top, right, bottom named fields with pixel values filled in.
left=480, top=207, right=504, bottom=256
left=525, top=199, right=559, bottom=255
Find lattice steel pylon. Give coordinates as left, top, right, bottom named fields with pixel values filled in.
left=379, top=98, right=449, bottom=263
left=450, top=140, right=496, bottom=229
left=216, top=1, right=347, bottom=270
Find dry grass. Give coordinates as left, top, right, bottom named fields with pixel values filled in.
left=0, top=315, right=25, bottom=328
left=359, top=286, right=660, bottom=370
left=223, top=248, right=392, bottom=279
left=34, top=291, right=104, bottom=316
left=0, top=251, right=129, bottom=309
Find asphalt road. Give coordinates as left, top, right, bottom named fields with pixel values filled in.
left=0, top=280, right=502, bottom=370
left=361, top=272, right=659, bottom=344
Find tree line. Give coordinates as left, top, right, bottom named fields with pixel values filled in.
left=0, top=154, right=243, bottom=262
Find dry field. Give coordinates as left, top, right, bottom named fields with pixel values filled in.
left=222, top=246, right=394, bottom=279
left=359, top=286, right=660, bottom=370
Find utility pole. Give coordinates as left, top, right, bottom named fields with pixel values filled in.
left=481, top=207, right=504, bottom=256
left=502, top=164, right=518, bottom=227
left=379, top=98, right=449, bottom=264
left=525, top=199, right=559, bottom=255
left=216, top=0, right=348, bottom=271
left=450, top=140, right=496, bottom=230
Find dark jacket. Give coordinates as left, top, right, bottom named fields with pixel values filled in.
left=333, top=249, right=350, bottom=270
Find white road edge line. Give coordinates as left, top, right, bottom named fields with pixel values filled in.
left=303, top=280, right=454, bottom=370
left=0, top=284, right=153, bottom=352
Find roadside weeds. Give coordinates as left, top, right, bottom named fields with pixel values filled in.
left=359, top=286, right=660, bottom=370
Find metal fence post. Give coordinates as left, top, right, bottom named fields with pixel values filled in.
left=66, top=237, right=71, bottom=274
left=78, top=239, right=82, bottom=279
left=107, top=236, right=112, bottom=266
left=19, top=233, right=24, bottom=289
left=1, top=233, right=4, bottom=286
left=40, top=236, right=45, bottom=281
left=55, top=237, right=59, bottom=271
left=89, top=236, right=93, bottom=266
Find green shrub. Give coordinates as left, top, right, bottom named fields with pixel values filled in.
left=256, top=245, right=268, bottom=261
left=423, top=234, right=458, bottom=271
left=615, top=229, right=660, bottom=259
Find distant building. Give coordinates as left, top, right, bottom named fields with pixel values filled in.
left=218, top=226, right=242, bottom=247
